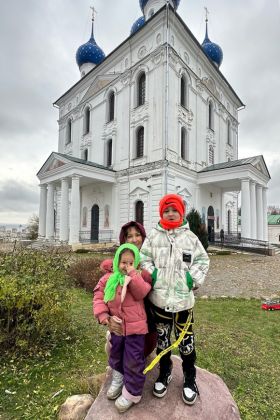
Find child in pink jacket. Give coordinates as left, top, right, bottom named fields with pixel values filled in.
left=93, top=243, right=151, bottom=414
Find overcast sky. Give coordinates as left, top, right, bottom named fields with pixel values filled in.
left=0, top=0, right=280, bottom=224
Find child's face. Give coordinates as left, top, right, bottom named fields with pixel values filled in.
left=119, top=251, right=134, bottom=274
left=162, top=206, right=181, bottom=221
left=126, top=227, right=143, bottom=249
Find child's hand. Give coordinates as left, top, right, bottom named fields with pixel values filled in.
left=125, top=265, right=134, bottom=274
left=101, top=318, right=109, bottom=326
left=121, top=276, right=131, bottom=303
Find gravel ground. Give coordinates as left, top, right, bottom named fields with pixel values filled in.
left=196, top=250, right=280, bottom=299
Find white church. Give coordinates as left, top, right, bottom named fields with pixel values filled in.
left=37, top=0, right=270, bottom=245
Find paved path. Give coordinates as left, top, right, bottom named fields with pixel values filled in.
left=196, top=251, right=280, bottom=299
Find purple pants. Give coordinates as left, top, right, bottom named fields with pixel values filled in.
left=109, top=333, right=146, bottom=398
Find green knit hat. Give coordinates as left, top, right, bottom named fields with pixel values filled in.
left=104, top=243, right=140, bottom=303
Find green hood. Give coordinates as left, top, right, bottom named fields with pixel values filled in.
left=104, top=243, right=140, bottom=303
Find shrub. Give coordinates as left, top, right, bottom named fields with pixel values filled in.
left=0, top=249, right=73, bottom=350
left=186, top=208, right=209, bottom=250
left=68, top=255, right=111, bottom=291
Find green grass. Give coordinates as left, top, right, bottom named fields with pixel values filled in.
left=0, top=291, right=279, bottom=419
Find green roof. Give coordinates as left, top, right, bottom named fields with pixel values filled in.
left=268, top=215, right=280, bottom=225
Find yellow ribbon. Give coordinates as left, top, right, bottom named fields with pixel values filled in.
left=143, top=309, right=193, bottom=375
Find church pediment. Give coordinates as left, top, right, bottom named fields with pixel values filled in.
left=177, top=187, right=192, bottom=197
left=37, top=152, right=70, bottom=178
left=250, top=156, right=270, bottom=178
left=129, top=186, right=149, bottom=197
left=82, top=74, right=119, bottom=102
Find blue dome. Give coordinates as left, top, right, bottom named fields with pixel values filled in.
left=139, top=0, right=180, bottom=12
left=201, top=25, right=223, bottom=68
left=130, top=16, right=146, bottom=34
left=76, top=27, right=105, bottom=68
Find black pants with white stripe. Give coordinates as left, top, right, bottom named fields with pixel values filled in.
left=151, top=303, right=196, bottom=380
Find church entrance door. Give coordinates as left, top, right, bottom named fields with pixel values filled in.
left=91, top=205, right=99, bottom=242
left=207, top=206, right=215, bottom=242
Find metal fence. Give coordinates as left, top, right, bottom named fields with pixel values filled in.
left=79, top=230, right=114, bottom=243
left=212, top=231, right=270, bottom=254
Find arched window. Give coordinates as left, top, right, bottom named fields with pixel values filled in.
left=209, top=145, right=214, bottom=165
left=83, top=148, right=88, bottom=161
left=135, top=201, right=144, bottom=225
left=181, top=127, right=188, bottom=160
left=180, top=76, right=187, bottom=108
left=137, top=73, right=146, bottom=106
left=107, top=139, right=112, bottom=167
left=208, top=101, right=214, bottom=130
left=82, top=207, right=87, bottom=227
left=108, top=91, right=115, bottom=122
left=84, top=106, right=90, bottom=135
left=66, top=119, right=72, bottom=144
left=227, top=120, right=231, bottom=145
left=136, top=127, right=144, bottom=158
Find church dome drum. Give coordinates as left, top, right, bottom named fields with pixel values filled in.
left=139, top=0, right=181, bottom=13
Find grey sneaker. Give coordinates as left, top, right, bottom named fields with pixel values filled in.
left=115, top=395, right=134, bottom=413
left=107, top=370, right=123, bottom=400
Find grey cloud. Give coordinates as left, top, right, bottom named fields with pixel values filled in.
left=0, top=180, right=39, bottom=213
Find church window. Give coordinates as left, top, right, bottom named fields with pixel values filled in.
left=180, top=76, right=187, bottom=108
left=137, top=72, right=146, bottom=106
left=208, top=101, right=214, bottom=130
left=108, top=91, right=115, bottom=122
left=82, top=207, right=88, bottom=227
left=107, top=139, right=112, bottom=167
left=104, top=205, right=110, bottom=228
left=227, top=119, right=232, bottom=145
left=84, top=106, right=90, bottom=135
left=181, top=127, right=188, bottom=160
left=209, top=145, right=214, bottom=165
left=83, top=148, right=88, bottom=161
left=66, top=119, right=72, bottom=144
left=136, top=127, right=144, bottom=158
left=135, top=201, right=144, bottom=225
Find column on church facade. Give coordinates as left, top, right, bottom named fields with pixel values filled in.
left=262, top=187, right=268, bottom=241
left=45, top=183, right=55, bottom=239
left=256, top=184, right=264, bottom=240
left=241, top=179, right=251, bottom=239
left=60, top=178, right=69, bottom=242
left=69, top=175, right=80, bottom=244
left=38, top=184, right=47, bottom=238
left=250, top=181, right=257, bottom=239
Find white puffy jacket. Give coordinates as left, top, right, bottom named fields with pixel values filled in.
left=140, top=222, right=209, bottom=312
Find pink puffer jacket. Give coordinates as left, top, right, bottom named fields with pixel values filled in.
left=93, top=269, right=151, bottom=336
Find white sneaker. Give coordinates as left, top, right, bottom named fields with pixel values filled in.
left=115, top=395, right=134, bottom=413
left=106, top=370, right=123, bottom=400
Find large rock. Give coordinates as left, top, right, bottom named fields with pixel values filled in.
left=85, top=356, right=240, bottom=420
left=59, top=394, right=94, bottom=420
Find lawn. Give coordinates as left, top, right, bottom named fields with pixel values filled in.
left=0, top=289, right=279, bottom=419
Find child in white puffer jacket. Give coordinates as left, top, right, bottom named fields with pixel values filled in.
left=140, top=194, right=209, bottom=405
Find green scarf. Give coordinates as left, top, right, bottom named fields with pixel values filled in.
left=104, top=243, right=140, bottom=303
